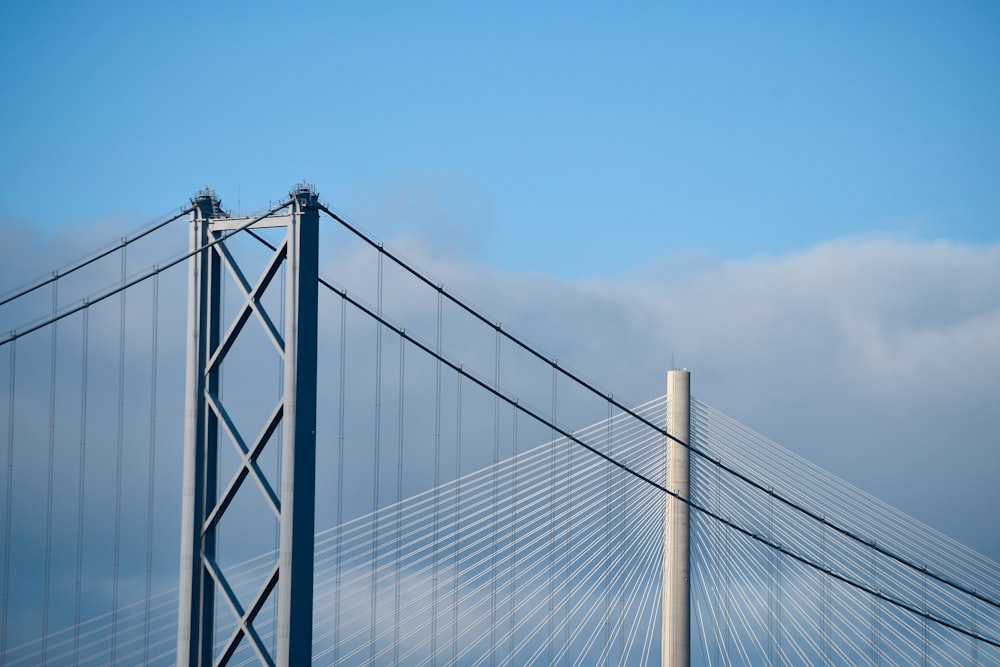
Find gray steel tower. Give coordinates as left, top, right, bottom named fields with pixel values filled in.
left=177, top=185, right=319, bottom=666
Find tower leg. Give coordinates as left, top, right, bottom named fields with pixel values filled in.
left=178, top=192, right=222, bottom=667
left=275, top=187, right=319, bottom=665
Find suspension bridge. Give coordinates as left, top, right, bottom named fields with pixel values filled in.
left=1, top=184, right=998, bottom=665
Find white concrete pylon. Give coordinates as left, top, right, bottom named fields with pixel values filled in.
left=664, top=369, right=691, bottom=667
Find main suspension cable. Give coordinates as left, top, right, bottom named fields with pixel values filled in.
left=0, top=206, right=194, bottom=308
left=0, top=201, right=293, bottom=348
left=314, top=204, right=1000, bottom=617
left=305, top=255, right=1000, bottom=650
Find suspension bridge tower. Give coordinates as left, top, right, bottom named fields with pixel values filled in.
left=177, top=185, right=320, bottom=666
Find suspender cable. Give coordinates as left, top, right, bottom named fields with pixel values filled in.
left=369, top=250, right=383, bottom=664
left=334, top=298, right=347, bottom=665
left=491, top=327, right=500, bottom=664
left=547, top=363, right=557, bottom=665
left=142, top=270, right=159, bottom=666
left=41, top=280, right=58, bottom=664
left=452, top=372, right=463, bottom=663
left=922, top=572, right=928, bottom=667
left=431, top=288, right=442, bottom=660
left=565, top=419, right=573, bottom=662
left=768, top=491, right=775, bottom=665
left=1, top=339, right=15, bottom=658
left=822, top=519, right=829, bottom=666
left=509, top=403, right=519, bottom=658
left=0, top=207, right=193, bottom=309
left=73, top=308, right=89, bottom=666
left=394, top=334, right=405, bottom=664
left=872, top=545, right=880, bottom=664
left=110, top=244, right=127, bottom=664
left=604, top=399, right=612, bottom=656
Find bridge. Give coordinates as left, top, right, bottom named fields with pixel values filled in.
left=1, top=185, right=998, bottom=665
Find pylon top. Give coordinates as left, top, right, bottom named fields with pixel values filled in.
left=290, top=182, right=319, bottom=208
left=191, top=187, right=227, bottom=219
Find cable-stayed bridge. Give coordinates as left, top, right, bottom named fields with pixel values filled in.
left=1, top=185, right=998, bottom=666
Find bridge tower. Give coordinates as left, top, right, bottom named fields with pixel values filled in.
left=663, top=369, right=691, bottom=666
left=177, top=185, right=320, bottom=666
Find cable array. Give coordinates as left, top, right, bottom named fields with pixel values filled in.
left=690, top=399, right=1000, bottom=665
left=1, top=397, right=668, bottom=666
left=0, top=206, right=196, bottom=666
left=0, top=207, right=193, bottom=309
left=315, top=203, right=1000, bottom=626
left=12, top=387, right=999, bottom=665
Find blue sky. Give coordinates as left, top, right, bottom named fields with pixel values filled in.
left=2, top=1, right=998, bottom=276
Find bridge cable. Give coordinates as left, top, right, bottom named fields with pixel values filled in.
left=0, top=201, right=293, bottom=349
left=312, top=418, right=600, bottom=657
left=0, top=207, right=194, bottom=308
left=452, top=372, right=463, bottom=663
left=73, top=310, right=90, bottom=667
left=406, top=422, right=655, bottom=664
left=41, top=281, right=58, bottom=664
left=369, top=250, right=384, bottom=664
left=603, top=400, right=612, bottom=656
left=302, top=266, right=1000, bottom=650
left=110, top=243, right=127, bottom=665
left=333, top=298, right=347, bottom=665
left=692, top=399, right=1000, bottom=614
left=1, top=339, right=14, bottom=657
left=509, top=399, right=519, bottom=659
left=314, top=204, right=1000, bottom=620
left=73, top=307, right=89, bottom=665
left=491, top=326, right=500, bottom=664
left=690, top=402, right=1000, bottom=661
left=142, top=270, right=160, bottom=666
left=547, top=363, right=557, bottom=665
left=922, top=572, right=928, bottom=666
left=431, top=288, right=443, bottom=660
left=394, top=333, right=405, bottom=664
